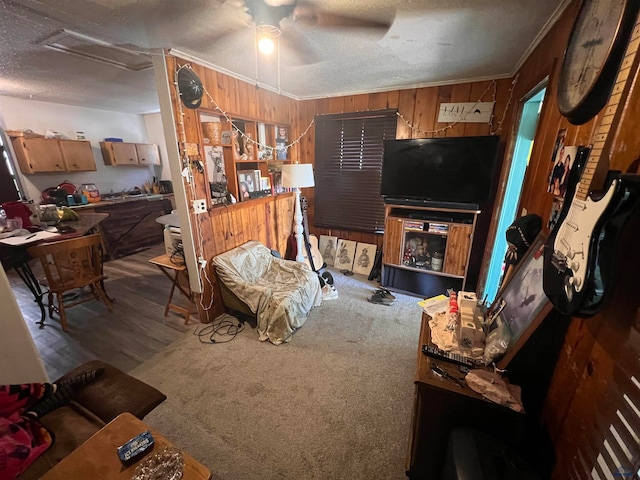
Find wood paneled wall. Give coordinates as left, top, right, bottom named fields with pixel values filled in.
left=296, top=78, right=515, bottom=253
left=164, top=2, right=640, bottom=473
left=492, top=1, right=640, bottom=478
left=164, top=55, right=297, bottom=319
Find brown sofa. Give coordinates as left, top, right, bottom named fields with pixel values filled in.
left=18, top=360, right=166, bottom=479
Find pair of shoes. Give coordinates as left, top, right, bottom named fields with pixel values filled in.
left=368, top=291, right=394, bottom=306
left=322, top=284, right=339, bottom=300
left=375, top=288, right=396, bottom=301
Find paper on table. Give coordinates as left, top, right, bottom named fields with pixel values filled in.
left=418, top=294, right=449, bottom=316
left=0, top=231, right=60, bottom=246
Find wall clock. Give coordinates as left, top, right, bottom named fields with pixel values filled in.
left=557, top=0, right=640, bottom=125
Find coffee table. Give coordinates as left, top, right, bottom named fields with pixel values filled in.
left=41, top=412, right=211, bottom=479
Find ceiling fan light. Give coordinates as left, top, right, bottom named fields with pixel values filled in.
left=258, top=36, right=275, bottom=55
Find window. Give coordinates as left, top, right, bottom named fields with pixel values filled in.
left=0, top=131, right=23, bottom=203
left=314, top=110, right=397, bottom=233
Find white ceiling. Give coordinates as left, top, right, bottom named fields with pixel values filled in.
left=0, top=0, right=570, bottom=114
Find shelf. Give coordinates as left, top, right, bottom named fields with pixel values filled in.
left=383, top=262, right=464, bottom=279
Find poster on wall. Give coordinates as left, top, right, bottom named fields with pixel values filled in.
left=319, top=235, right=337, bottom=266
left=547, top=145, right=578, bottom=198
left=205, top=145, right=226, bottom=184
left=547, top=197, right=564, bottom=231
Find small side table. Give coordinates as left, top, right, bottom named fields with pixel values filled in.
left=41, top=412, right=211, bottom=479
left=149, top=254, right=196, bottom=324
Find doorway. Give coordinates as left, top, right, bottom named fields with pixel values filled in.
left=483, top=86, right=546, bottom=303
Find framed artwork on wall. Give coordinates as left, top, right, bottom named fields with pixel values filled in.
left=492, top=233, right=553, bottom=369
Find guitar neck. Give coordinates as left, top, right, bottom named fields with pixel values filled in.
left=579, top=20, right=640, bottom=201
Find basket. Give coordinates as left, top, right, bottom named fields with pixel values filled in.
left=203, top=122, right=222, bottom=144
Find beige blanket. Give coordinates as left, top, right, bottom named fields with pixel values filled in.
left=212, top=241, right=322, bottom=345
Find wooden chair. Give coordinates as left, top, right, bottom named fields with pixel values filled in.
left=27, top=234, right=112, bottom=331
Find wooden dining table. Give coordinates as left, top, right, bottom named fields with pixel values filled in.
left=0, top=212, right=110, bottom=327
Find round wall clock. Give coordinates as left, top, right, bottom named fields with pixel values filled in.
left=557, top=0, right=640, bottom=125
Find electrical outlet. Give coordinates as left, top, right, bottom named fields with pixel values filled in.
left=193, top=199, right=207, bottom=214
left=198, top=257, right=207, bottom=269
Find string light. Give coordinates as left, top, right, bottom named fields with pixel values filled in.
left=396, top=76, right=519, bottom=137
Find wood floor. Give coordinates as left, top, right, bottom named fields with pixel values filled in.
left=8, top=244, right=193, bottom=381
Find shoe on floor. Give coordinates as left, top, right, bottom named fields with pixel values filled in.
left=368, top=292, right=394, bottom=306
left=375, top=288, right=396, bottom=301
left=322, top=284, right=339, bottom=300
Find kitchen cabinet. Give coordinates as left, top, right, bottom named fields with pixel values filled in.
left=11, top=137, right=96, bottom=174
left=100, top=142, right=161, bottom=166
left=59, top=140, right=96, bottom=171
left=135, top=143, right=160, bottom=165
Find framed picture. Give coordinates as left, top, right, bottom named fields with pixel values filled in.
left=237, top=170, right=258, bottom=201
left=319, top=235, right=337, bottom=266
left=334, top=239, right=356, bottom=271
left=492, top=232, right=552, bottom=370
left=204, top=145, right=226, bottom=184
left=352, top=242, right=377, bottom=276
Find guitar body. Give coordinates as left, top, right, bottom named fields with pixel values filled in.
left=303, top=234, right=324, bottom=272
left=544, top=168, right=640, bottom=316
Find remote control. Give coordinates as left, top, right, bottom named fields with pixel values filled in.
left=422, top=344, right=474, bottom=368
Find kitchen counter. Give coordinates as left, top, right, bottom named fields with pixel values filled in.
left=70, top=193, right=174, bottom=210
left=67, top=196, right=173, bottom=260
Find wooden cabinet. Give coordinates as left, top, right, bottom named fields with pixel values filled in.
left=100, top=142, right=160, bottom=166
left=381, top=204, right=478, bottom=297
left=135, top=143, right=160, bottom=165
left=199, top=112, right=290, bottom=202
left=11, top=137, right=96, bottom=174
left=406, top=313, right=525, bottom=478
left=59, top=140, right=96, bottom=171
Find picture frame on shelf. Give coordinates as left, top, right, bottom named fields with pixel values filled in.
left=237, top=170, right=259, bottom=201
left=204, top=145, right=225, bottom=184
left=276, top=125, right=287, bottom=160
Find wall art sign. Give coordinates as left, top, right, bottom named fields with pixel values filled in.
left=437, top=102, right=494, bottom=123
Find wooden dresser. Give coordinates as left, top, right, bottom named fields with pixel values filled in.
left=405, top=313, right=526, bottom=479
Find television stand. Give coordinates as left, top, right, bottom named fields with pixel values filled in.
left=381, top=204, right=479, bottom=297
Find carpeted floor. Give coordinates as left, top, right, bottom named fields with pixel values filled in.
left=131, top=269, right=423, bottom=480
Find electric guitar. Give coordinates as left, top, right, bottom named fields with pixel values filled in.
left=543, top=18, right=640, bottom=317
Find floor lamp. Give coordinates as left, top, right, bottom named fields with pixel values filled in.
left=282, top=163, right=315, bottom=263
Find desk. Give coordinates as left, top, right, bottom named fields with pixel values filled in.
left=149, top=254, right=196, bottom=324
left=0, top=213, right=110, bottom=327
left=405, top=313, right=525, bottom=479
left=41, top=412, right=211, bottom=480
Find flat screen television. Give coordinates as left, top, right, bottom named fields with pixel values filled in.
left=381, top=135, right=501, bottom=208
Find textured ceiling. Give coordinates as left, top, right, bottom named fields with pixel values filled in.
left=0, top=0, right=570, bottom=114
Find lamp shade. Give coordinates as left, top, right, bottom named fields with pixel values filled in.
left=282, top=163, right=315, bottom=188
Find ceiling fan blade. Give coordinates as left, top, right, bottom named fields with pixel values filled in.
left=279, top=27, right=321, bottom=65
left=292, top=3, right=393, bottom=31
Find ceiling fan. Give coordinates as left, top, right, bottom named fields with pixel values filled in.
left=236, top=0, right=394, bottom=63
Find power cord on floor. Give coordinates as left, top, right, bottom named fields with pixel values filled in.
left=193, top=313, right=244, bottom=344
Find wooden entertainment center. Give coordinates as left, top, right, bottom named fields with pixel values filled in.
left=381, top=203, right=479, bottom=297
